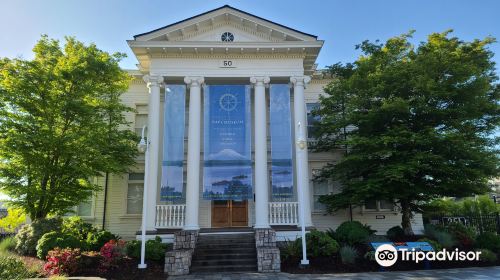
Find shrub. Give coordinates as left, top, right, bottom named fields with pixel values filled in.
left=15, top=217, right=62, bottom=256
left=333, top=221, right=373, bottom=245
left=43, top=247, right=81, bottom=276
left=445, top=222, right=476, bottom=249
left=424, top=224, right=457, bottom=249
left=0, top=255, right=38, bottom=280
left=339, top=245, right=359, bottom=264
left=36, top=231, right=82, bottom=259
left=475, top=232, right=500, bottom=253
left=61, top=217, right=96, bottom=242
left=417, top=238, right=443, bottom=251
left=86, top=230, right=118, bottom=251
left=386, top=226, right=405, bottom=241
left=478, top=248, right=498, bottom=263
left=126, top=236, right=167, bottom=261
left=363, top=251, right=375, bottom=261
left=279, top=240, right=301, bottom=260
left=304, top=230, right=339, bottom=257
left=0, top=236, right=16, bottom=253
left=99, top=239, right=126, bottom=272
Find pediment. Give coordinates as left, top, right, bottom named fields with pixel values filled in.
left=134, top=5, right=317, bottom=43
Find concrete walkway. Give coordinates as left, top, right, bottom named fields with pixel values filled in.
left=169, top=266, right=500, bottom=279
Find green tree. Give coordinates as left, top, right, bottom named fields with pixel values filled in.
left=315, top=31, right=500, bottom=235
left=0, top=36, right=138, bottom=220
left=0, top=208, right=26, bottom=233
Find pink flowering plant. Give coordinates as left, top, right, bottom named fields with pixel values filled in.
left=43, top=247, right=81, bottom=276
left=98, top=239, right=127, bottom=273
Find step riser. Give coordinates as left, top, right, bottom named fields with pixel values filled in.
left=191, top=233, right=258, bottom=272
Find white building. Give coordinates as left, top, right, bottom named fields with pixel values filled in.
left=80, top=5, right=424, bottom=243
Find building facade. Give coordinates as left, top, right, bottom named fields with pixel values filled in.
left=80, top=5, right=424, bottom=241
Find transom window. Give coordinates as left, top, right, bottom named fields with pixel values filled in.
left=221, top=32, right=234, bottom=42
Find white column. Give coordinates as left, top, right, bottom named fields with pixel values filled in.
left=183, top=76, right=204, bottom=230
left=291, top=76, right=313, bottom=227
left=143, top=75, right=163, bottom=231
left=250, top=76, right=271, bottom=228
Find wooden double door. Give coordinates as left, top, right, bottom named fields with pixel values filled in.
left=211, top=200, right=248, bottom=227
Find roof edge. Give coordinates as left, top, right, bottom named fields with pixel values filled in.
left=133, top=5, right=318, bottom=40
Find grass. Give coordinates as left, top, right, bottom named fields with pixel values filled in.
left=0, top=236, right=16, bottom=253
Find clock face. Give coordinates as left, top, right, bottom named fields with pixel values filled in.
left=221, top=32, right=234, bottom=42
left=219, top=93, right=238, bottom=111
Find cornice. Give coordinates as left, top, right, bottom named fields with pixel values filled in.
left=149, top=53, right=306, bottom=59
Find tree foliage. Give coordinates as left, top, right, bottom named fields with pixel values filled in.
left=315, top=31, right=500, bottom=234
left=0, top=208, right=26, bottom=233
left=0, top=36, right=138, bottom=220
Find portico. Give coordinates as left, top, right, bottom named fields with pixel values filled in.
left=129, top=6, right=322, bottom=233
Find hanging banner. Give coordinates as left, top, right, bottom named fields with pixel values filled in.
left=203, top=85, right=252, bottom=200
left=160, top=85, right=186, bottom=202
left=270, top=84, right=294, bottom=200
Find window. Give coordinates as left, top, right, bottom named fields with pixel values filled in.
left=127, top=173, right=144, bottom=214
left=364, top=200, right=394, bottom=212
left=306, top=103, right=320, bottom=139
left=77, top=200, right=92, bottom=217
left=135, top=114, right=148, bottom=136
left=312, top=169, right=331, bottom=211
left=221, top=32, right=234, bottom=42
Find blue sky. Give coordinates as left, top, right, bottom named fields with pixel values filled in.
left=1, top=0, right=499, bottom=71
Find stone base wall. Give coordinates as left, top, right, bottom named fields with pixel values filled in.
left=165, top=230, right=198, bottom=275
left=255, top=228, right=280, bottom=272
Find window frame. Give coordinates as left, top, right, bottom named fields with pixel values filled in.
left=362, top=200, right=396, bottom=213
left=125, top=172, right=145, bottom=215
left=311, top=168, right=334, bottom=213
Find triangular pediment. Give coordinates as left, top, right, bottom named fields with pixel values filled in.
left=134, top=5, right=318, bottom=43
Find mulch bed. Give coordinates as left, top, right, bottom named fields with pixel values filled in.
left=78, top=258, right=166, bottom=280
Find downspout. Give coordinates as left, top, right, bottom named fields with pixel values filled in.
left=102, top=172, right=109, bottom=230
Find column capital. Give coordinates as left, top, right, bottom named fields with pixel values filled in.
left=184, top=76, right=205, bottom=88
left=249, top=76, right=270, bottom=87
left=143, top=75, right=164, bottom=89
left=290, top=76, right=311, bottom=87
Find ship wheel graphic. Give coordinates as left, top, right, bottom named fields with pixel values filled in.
left=219, top=93, right=238, bottom=111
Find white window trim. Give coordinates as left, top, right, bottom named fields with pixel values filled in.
left=68, top=195, right=95, bottom=220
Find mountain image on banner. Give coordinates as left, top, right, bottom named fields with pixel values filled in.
left=207, top=148, right=248, bottom=161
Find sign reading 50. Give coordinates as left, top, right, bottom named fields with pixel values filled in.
left=220, top=60, right=236, bottom=68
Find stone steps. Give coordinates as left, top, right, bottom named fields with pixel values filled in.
left=191, top=233, right=257, bottom=273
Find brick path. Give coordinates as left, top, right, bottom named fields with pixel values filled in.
left=169, top=266, right=500, bottom=279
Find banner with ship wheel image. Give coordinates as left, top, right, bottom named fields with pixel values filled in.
left=203, top=85, right=253, bottom=200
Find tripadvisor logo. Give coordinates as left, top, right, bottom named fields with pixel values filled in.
left=375, top=244, right=482, bottom=267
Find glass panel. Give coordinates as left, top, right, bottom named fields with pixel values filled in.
left=134, top=114, right=148, bottom=136
left=161, top=85, right=186, bottom=202
left=270, top=84, right=294, bottom=201
left=127, top=183, right=143, bottom=214
left=77, top=200, right=92, bottom=216
left=129, top=173, right=144, bottom=181
left=306, top=103, right=320, bottom=138
left=380, top=200, right=394, bottom=210
left=365, top=200, right=377, bottom=210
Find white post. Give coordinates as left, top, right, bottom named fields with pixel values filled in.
left=291, top=76, right=313, bottom=228
left=250, top=76, right=271, bottom=228
left=138, top=126, right=149, bottom=269
left=183, top=76, right=204, bottom=230
left=143, top=75, right=163, bottom=231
